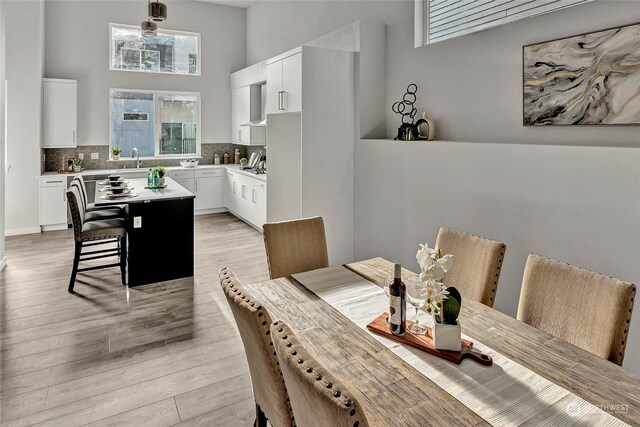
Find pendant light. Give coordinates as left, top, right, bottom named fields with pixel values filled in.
left=141, top=19, right=157, bottom=37
left=149, top=0, right=167, bottom=22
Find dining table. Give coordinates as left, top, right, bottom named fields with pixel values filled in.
left=243, top=257, right=640, bottom=426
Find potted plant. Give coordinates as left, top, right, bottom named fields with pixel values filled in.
left=416, top=242, right=461, bottom=351
left=111, top=146, right=122, bottom=160
left=239, top=157, right=248, bottom=168
left=153, top=166, right=166, bottom=186
left=73, top=158, right=82, bottom=172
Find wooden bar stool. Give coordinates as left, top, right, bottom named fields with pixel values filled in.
left=66, top=186, right=127, bottom=293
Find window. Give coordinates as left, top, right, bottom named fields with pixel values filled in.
left=110, top=89, right=200, bottom=158
left=418, top=0, right=592, bottom=45
left=110, top=23, right=200, bottom=75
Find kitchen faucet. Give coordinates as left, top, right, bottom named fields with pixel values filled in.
left=131, top=147, right=141, bottom=168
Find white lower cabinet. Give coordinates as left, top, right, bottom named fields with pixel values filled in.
left=223, top=169, right=266, bottom=230
left=40, top=176, right=68, bottom=229
left=167, top=167, right=223, bottom=214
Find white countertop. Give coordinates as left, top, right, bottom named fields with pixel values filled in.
left=42, top=164, right=267, bottom=182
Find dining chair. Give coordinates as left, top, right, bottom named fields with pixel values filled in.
left=262, top=216, right=329, bottom=279
left=70, top=180, right=124, bottom=221
left=517, top=254, right=636, bottom=365
left=218, top=268, right=295, bottom=427
left=435, top=227, right=506, bottom=307
left=66, top=186, right=127, bottom=293
left=73, top=175, right=126, bottom=215
left=271, top=321, right=369, bottom=427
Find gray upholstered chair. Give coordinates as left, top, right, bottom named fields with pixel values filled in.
left=72, top=175, right=126, bottom=219
left=517, top=254, right=636, bottom=365
left=67, top=186, right=127, bottom=293
left=263, top=216, right=329, bottom=279
left=218, top=268, right=294, bottom=427
left=271, top=321, right=369, bottom=427
left=435, top=227, right=506, bottom=307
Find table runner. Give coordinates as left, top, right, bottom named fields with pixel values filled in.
left=292, top=266, right=628, bottom=427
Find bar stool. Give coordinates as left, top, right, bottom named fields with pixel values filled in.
left=66, top=186, right=127, bottom=293
left=72, top=175, right=126, bottom=220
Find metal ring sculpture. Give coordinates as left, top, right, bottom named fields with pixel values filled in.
left=392, top=84, right=418, bottom=124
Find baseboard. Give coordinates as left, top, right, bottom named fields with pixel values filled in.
left=5, top=227, right=41, bottom=236
left=194, top=208, right=227, bottom=216
left=41, top=224, right=70, bottom=232
left=0, top=256, right=6, bottom=272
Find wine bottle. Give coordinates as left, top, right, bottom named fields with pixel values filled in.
left=389, top=262, right=406, bottom=335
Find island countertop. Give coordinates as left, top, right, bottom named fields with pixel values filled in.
left=94, top=177, right=195, bottom=206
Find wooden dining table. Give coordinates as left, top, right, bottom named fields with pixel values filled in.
left=243, top=257, right=640, bottom=426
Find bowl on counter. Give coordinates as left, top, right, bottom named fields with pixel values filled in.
left=109, top=179, right=124, bottom=187
left=108, top=175, right=122, bottom=182
left=180, top=159, right=199, bottom=168
left=110, top=186, right=126, bottom=194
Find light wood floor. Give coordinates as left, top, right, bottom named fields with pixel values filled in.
left=0, top=213, right=268, bottom=426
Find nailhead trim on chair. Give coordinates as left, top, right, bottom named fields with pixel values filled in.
left=219, top=268, right=296, bottom=426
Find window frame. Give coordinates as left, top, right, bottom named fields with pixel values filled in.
left=109, top=23, right=201, bottom=76
left=109, top=88, right=202, bottom=160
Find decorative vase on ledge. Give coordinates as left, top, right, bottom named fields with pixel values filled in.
left=112, top=154, right=120, bottom=161
left=432, top=319, right=461, bottom=351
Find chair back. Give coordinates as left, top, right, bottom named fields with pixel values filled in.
left=435, top=227, right=506, bottom=307
left=263, top=217, right=329, bottom=279
left=66, top=186, right=85, bottom=242
left=218, top=268, right=294, bottom=427
left=72, top=175, right=89, bottom=211
left=517, top=254, right=636, bottom=365
left=271, top=322, right=369, bottom=427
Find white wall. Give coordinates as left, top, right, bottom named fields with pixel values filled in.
left=0, top=0, right=6, bottom=268
left=4, top=0, right=44, bottom=236
left=44, top=0, right=246, bottom=147
left=247, top=0, right=640, bottom=373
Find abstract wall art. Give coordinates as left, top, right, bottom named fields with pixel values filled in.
left=523, top=22, right=640, bottom=126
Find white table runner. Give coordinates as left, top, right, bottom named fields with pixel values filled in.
left=292, top=266, right=628, bottom=427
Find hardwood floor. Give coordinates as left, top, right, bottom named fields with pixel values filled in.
left=0, top=213, right=268, bottom=426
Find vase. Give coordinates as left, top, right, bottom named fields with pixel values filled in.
left=73, top=165, right=81, bottom=172
left=159, top=177, right=165, bottom=186
left=112, top=154, right=120, bottom=160
left=432, top=318, right=461, bottom=351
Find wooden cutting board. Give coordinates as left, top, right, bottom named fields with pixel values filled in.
left=367, top=313, right=493, bottom=366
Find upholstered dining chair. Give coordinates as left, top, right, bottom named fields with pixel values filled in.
left=218, top=268, right=294, bottom=427
left=67, top=186, right=127, bottom=293
left=435, top=227, right=506, bottom=307
left=517, top=254, right=636, bottom=365
left=271, top=321, right=369, bottom=427
left=70, top=180, right=124, bottom=222
left=263, top=216, right=329, bottom=279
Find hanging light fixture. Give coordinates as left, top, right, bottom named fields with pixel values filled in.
left=141, top=19, right=157, bottom=37
left=149, top=0, right=167, bottom=22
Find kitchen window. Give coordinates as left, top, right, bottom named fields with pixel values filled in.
left=110, top=89, right=201, bottom=158
left=110, top=23, right=200, bottom=75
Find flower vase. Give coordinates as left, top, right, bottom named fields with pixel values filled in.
left=432, top=318, right=461, bottom=351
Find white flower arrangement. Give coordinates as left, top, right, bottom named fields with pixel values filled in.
left=416, top=242, right=454, bottom=318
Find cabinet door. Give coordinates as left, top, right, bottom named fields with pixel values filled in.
left=232, top=87, right=251, bottom=143
left=223, top=170, right=239, bottom=213
left=43, top=80, right=77, bottom=148
left=282, top=53, right=302, bottom=113
left=237, top=175, right=251, bottom=221
left=252, top=180, right=267, bottom=229
left=41, top=185, right=68, bottom=225
left=174, top=178, right=195, bottom=194
left=195, top=177, right=222, bottom=211
left=265, top=60, right=282, bottom=116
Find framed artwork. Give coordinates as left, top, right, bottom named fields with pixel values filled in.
left=523, top=22, right=640, bottom=126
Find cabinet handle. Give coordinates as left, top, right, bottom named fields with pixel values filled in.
left=252, top=188, right=256, bottom=203
left=233, top=182, right=236, bottom=194
left=47, top=180, right=64, bottom=184
left=259, top=183, right=265, bottom=187
left=228, top=172, right=234, bottom=176
left=237, top=129, right=242, bottom=141
left=278, top=91, right=283, bottom=111
left=62, top=188, right=66, bottom=202
left=281, top=91, right=286, bottom=111
left=72, top=131, right=76, bottom=145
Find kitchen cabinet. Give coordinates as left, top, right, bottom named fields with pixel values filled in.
left=231, top=86, right=265, bottom=146
left=267, top=46, right=355, bottom=265
left=223, top=169, right=239, bottom=214
left=40, top=176, right=68, bottom=230
left=252, top=180, right=267, bottom=229
left=194, top=169, right=223, bottom=211
left=43, top=79, right=77, bottom=148
left=266, top=49, right=302, bottom=115
left=223, top=168, right=266, bottom=230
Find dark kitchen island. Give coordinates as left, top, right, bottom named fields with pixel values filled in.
left=95, top=177, right=195, bottom=287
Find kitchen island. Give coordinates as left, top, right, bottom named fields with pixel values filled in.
left=95, top=177, right=195, bottom=287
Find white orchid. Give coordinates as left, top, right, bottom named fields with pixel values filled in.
left=416, top=242, right=454, bottom=318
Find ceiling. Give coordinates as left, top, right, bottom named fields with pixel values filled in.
left=196, top=0, right=257, bottom=9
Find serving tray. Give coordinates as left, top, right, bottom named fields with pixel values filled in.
left=367, top=313, right=493, bottom=366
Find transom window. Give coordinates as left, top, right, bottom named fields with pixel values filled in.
left=110, top=89, right=201, bottom=158
left=110, top=23, right=200, bottom=75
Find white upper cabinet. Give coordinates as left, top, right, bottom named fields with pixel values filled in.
left=231, top=86, right=265, bottom=146
left=43, top=79, right=77, bottom=148
left=266, top=48, right=302, bottom=115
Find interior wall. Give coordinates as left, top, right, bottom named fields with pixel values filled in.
left=4, top=0, right=44, bottom=236
left=246, top=0, right=640, bottom=374
left=44, top=0, right=246, bottom=147
left=0, top=0, right=6, bottom=267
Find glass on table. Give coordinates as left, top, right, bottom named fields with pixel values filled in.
left=406, top=274, right=428, bottom=334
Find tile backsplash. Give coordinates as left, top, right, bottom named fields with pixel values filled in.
left=43, top=143, right=266, bottom=172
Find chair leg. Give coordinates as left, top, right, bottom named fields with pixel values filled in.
left=68, top=241, right=82, bottom=293
left=120, top=234, right=127, bottom=286
left=254, top=403, right=267, bottom=427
